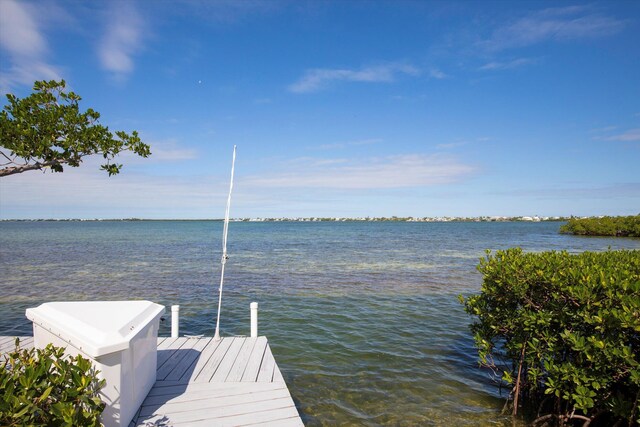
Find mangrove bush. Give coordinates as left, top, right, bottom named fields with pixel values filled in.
left=461, top=248, right=640, bottom=426
left=560, top=215, right=640, bottom=237
left=0, top=339, right=105, bottom=426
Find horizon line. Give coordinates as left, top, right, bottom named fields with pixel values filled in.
left=0, top=215, right=582, bottom=222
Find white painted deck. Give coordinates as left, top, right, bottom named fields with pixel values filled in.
left=0, top=336, right=303, bottom=427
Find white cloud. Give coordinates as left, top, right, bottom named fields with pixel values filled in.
left=289, top=63, right=420, bottom=93
left=107, top=139, right=198, bottom=167
left=437, top=137, right=490, bottom=150
left=243, top=154, right=475, bottom=189
left=0, top=0, right=61, bottom=91
left=429, top=68, right=448, bottom=79
left=98, top=2, right=146, bottom=78
left=150, top=147, right=198, bottom=162
left=0, top=0, right=45, bottom=55
left=0, top=157, right=227, bottom=219
left=479, top=57, right=537, bottom=70
left=146, top=140, right=198, bottom=162
left=481, top=6, right=624, bottom=51
left=604, top=129, right=640, bottom=142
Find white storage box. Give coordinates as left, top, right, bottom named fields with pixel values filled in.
left=26, top=301, right=165, bottom=427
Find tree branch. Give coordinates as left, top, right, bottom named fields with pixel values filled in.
left=0, top=150, right=16, bottom=164
left=566, top=414, right=592, bottom=425
left=532, top=414, right=555, bottom=426
left=0, top=159, right=68, bottom=177
left=513, top=339, right=527, bottom=416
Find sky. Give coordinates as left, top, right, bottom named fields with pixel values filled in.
left=0, top=0, right=639, bottom=219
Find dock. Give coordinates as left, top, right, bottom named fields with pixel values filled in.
left=0, top=335, right=303, bottom=427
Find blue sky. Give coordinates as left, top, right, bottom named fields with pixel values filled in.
left=0, top=0, right=639, bottom=219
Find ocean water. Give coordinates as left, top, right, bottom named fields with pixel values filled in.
left=1, top=221, right=638, bottom=425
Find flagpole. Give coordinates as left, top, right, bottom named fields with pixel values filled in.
left=213, top=145, right=236, bottom=341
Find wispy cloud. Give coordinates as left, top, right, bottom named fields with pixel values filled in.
left=144, top=139, right=199, bottom=162
left=289, top=63, right=420, bottom=93
left=243, top=154, right=475, bottom=189
left=0, top=155, right=230, bottom=219
left=0, top=0, right=61, bottom=91
left=437, top=141, right=468, bottom=149
left=437, top=136, right=490, bottom=150
left=429, top=68, right=448, bottom=79
left=604, top=128, right=640, bottom=142
left=492, top=183, right=640, bottom=200
left=98, top=2, right=146, bottom=79
left=313, top=138, right=382, bottom=150
left=589, top=125, right=617, bottom=133
left=479, top=57, right=538, bottom=71
left=481, top=6, right=625, bottom=51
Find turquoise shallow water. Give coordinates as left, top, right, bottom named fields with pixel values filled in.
left=1, top=221, right=639, bottom=425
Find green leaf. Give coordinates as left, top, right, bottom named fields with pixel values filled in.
left=40, top=386, right=53, bottom=401
left=12, top=404, right=31, bottom=418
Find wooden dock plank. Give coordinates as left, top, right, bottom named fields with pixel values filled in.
left=216, top=399, right=300, bottom=424
left=0, top=339, right=15, bottom=354
left=209, top=337, right=247, bottom=382
left=142, top=382, right=284, bottom=406
left=193, top=337, right=235, bottom=383
left=0, top=336, right=32, bottom=354
left=242, top=336, right=268, bottom=382
left=156, top=337, right=199, bottom=380
left=180, top=403, right=300, bottom=426
left=156, top=337, right=190, bottom=369
left=0, top=335, right=16, bottom=347
left=243, top=416, right=305, bottom=427
left=139, top=384, right=291, bottom=417
left=174, top=336, right=223, bottom=383
left=157, top=336, right=179, bottom=350
left=273, top=363, right=286, bottom=383
left=137, top=395, right=296, bottom=425
left=257, top=344, right=276, bottom=382
left=170, top=408, right=303, bottom=427
left=225, top=337, right=258, bottom=382
left=163, top=337, right=212, bottom=382
left=0, top=336, right=302, bottom=426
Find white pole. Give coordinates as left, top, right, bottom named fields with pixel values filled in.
left=214, top=145, right=237, bottom=341
left=250, top=302, right=258, bottom=338
left=171, top=305, right=180, bottom=338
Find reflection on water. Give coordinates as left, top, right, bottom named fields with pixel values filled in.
left=1, top=221, right=638, bottom=425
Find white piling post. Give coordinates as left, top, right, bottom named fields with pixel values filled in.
left=171, top=305, right=180, bottom=338
left=250, top=302, right=258, bottom=338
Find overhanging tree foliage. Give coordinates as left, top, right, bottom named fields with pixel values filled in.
left=0, top=80, right=150, bottom=177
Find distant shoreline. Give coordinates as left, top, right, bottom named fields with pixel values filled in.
left=0, top=216, right=570, bottom=223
